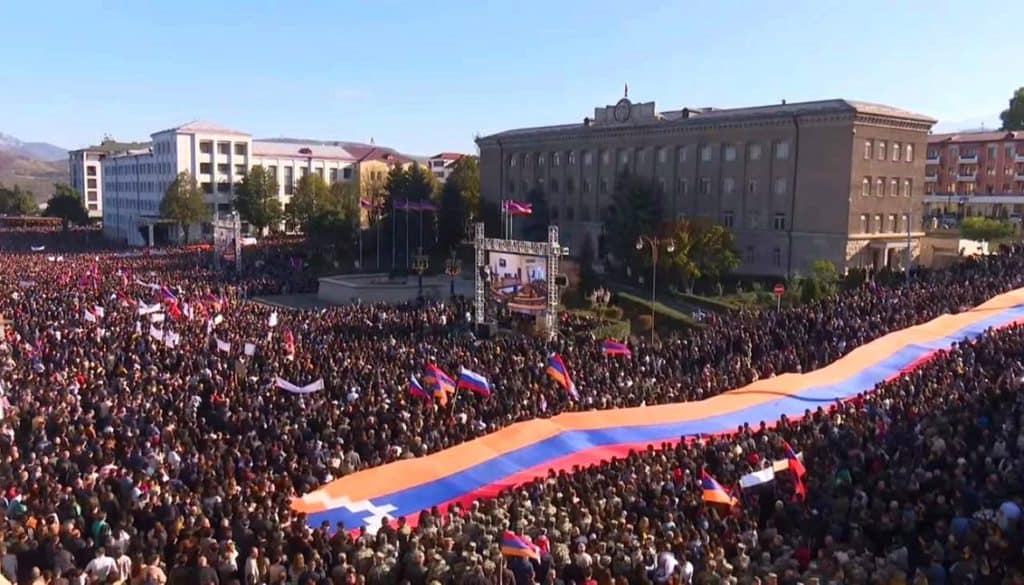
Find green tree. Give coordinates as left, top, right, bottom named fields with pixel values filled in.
left=234, top=165, right=281, bottom=233
left=800, top=259, right=840, bottom=303
left=605, top=170, right=662, bottom=264
left=521, top=187, right=550, bottom=242
left=160, top=171, right=210, bottom=243
left=960, top=216, right=1014, bottom=242
left=1000, top=87, right=1024, bottom=131
left=437, top=156, right=480, bottom=252
left=657, top=219, right=739, bottom=291
left=306, top=182, right=360, bottom=251
left=0, top=183, right=38, bottom=216
left=405, top=163, right=439, bottom=250
left=286, top=174, right=330, bottom=230
left=43, top=183, right=88, bottom=231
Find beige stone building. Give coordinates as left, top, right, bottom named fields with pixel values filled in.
left=476, top=96, right=935, bottom=277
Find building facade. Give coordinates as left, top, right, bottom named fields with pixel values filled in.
left=96, top=122, right=414, bottom=246
left=477, top=97, right=935, bottom=277
left=924, top=131, right=1024, bottom=206
left=68, top=139, right=151, bottom=219
left=427, top=152, right=466, bottom=182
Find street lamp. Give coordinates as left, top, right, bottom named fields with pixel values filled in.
left=445, top=250, right=462, bottom=298
left=412, top=247, right=429, bottom=300
left=635, top=235, right=676, bottom=343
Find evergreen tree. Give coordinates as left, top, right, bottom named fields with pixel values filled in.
left=234, top=165, right=281, bottom=233
left=44, top=183, right=88, bottom=231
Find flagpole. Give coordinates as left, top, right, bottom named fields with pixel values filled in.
left=418, top=200, right=424, bottom=252
left=376, top=207, right=381, bottom=271
left=405, top=207, right=410, bottom=270
left=391, top=205, right=397, bottom=271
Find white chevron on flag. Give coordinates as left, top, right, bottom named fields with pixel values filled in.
left=302, top=492, right=397, bottom=533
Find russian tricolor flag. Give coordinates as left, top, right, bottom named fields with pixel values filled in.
left=601, top=339, right=632, bottom=357
left=457, top=368, right=492, bottom=397
left=546, top=353, right=578, bottom=400
left=501, top=531, right=540, bottom=560
left=408, top=375, right=431, bottom=402
left=160, top=286, right=178, bottom=303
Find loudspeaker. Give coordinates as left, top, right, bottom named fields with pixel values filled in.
left=476, top=322, right=498, bottom=339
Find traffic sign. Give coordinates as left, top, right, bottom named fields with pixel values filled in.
left=773, top=283, right=785, bottom=296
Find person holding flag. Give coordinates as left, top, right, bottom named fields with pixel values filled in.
left=545, top=353, right=578, bottom=400
left=423, top=363, right=455, bottom=406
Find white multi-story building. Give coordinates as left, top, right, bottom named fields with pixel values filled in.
left=100, top=122, right=376, bottom=246
left=427, top=152, right=466, bottom=182
left=69, top=138, right=151, bottom=219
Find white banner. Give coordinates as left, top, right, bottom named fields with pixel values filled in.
left=739, top=467, right=775, bottom=490
left=216, top=338, right=231, bottom=353
left=274, top=376, right=325, bottom=395
left=165, top=331, right=180, bottom=348
left=213, top=314, right=224, bottom=326
left=83, top=310, right=97, bottom=323
left=268, top=312, right=279, bottom=328
left=138, top=303, right=162, bottom=316
left=18, top=280, right=35, bottom=288
left=244, top=342, right=256, bottom=356
left=30, top=245, right=46, bottom=252
left=135, top=278, right=162, bottom=291
left=93, top=306, right=105, bottom=318
left=149, top=325, right=164, bottom=342
left=150, top=313, right=165, bottom=323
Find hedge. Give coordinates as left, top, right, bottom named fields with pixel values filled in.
left=616, top=292, right=704, bottom=330
left=671, top=291, right=741, bottom=313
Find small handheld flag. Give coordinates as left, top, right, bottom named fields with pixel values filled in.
left=423, top=363, right=455, bottom=405
left=701, top=469, right=739, bottom=507
left=457, top=367, right=492, bottom=397
left=601, top=339, right=632, bottom=357
left=409, top=375, right=431, bottom=402
left=783, top=440, right=807, bottom=500
left=501, top=531, right=540, bottom=560
left=546, top=353, right=578, bottom=400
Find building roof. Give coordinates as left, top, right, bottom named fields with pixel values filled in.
left=430, top=152, right=465, bottom=160
left=154, top=121, right=251, bottom=137
left=928, top=130, right=1023, bottom=144
left=479, top=98, right=936, bottom=142
left=252, top=140, right=357, bottom=161
left=71, top=139, right=152, bottom=155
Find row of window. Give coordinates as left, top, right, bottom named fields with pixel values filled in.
left=858, top=213, right=912, bottom=234
left=154, top=142, right=174, bottom=156
left=508, top=141, right=791, bottom=169
left=863, top=140, right=915, bottom=163
left=199, top=141, right=248, bottom=156
left=929, top=143, right=1024, bottom=161
left=104, top=180, right=173, bottom=194
left=509, top=174, right=794, bottom=198
left=199, top=163, right=248, bottom=176
left=926, top=182, right=1024, bottom=196
left=106, top=161, right=176, bottom=176
left=861, top=177, right=913, bottom=197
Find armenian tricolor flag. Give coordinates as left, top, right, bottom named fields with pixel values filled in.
left=503, top=201, right=533, bottom=216
left=601, top=339, right=632, bottom=357
left=701, top=470, right=739, bottom=507
left=408, top=375, right=431, bottom=402
left=546, top=353, right=578, bottom=400
left=501, top=531, right=540, bottom=560
left=423, top=364, right=455, bottom=405
left=457, top=368, right=492, bottom=397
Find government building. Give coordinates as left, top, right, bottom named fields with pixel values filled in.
left=86, top=121, right=414, bottom=246
left=476, top=95, right=936, bottom=277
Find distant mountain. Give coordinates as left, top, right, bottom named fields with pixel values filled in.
left=0, top=133, right=68, bottom=202
left=0, top=132, right=67, bottom=162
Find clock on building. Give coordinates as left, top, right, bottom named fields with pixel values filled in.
left=613, top=99, right=631, bottom=122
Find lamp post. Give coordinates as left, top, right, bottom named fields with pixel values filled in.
left=635, top=235, right=676, bottom=343
left=412, top=247, right=429, bottom=300
left=445, top=250, right=461, bottom=298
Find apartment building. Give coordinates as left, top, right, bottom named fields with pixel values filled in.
left=477, top=96, right=935, bottom=277
left=924, top=130, right=1024, bottom=198
left=427, top=152, right=466, bottom=182
left=68, top=138, right=150, bottom=219
left=97, top=122, right=415, bottom=246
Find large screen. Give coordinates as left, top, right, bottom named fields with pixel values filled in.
left=485, top=252, right=548, bottom=315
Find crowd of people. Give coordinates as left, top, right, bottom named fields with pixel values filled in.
left=1, top=227, right=1023, bottom=584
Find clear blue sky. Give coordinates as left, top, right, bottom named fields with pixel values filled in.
left=2, top=0, right=1021, bottom=155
